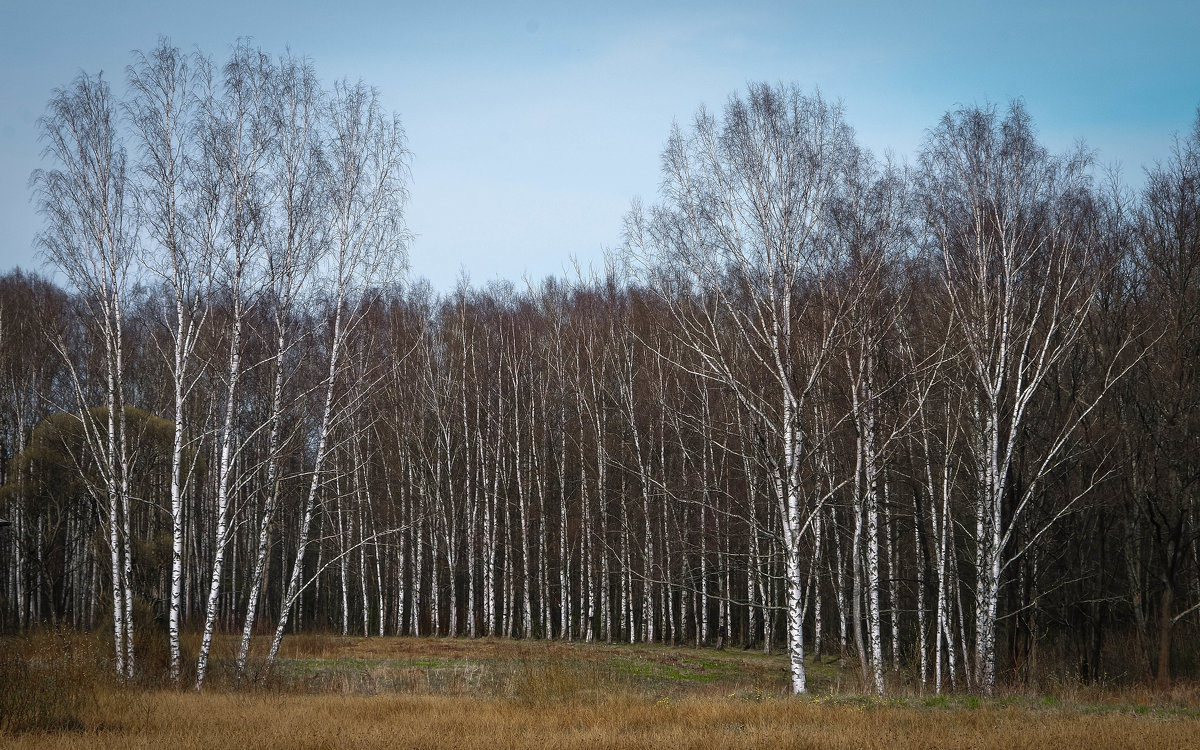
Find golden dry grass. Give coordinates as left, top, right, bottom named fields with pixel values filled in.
left=5, top=690, right=1198, bottom=750
left=4, top=631, right=1199, bottom=748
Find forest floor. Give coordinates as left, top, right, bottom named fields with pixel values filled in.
left=3, top=631, right=1200, bottom=748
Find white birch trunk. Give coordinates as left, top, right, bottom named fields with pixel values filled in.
left=195, top=301, right=244, bottom=689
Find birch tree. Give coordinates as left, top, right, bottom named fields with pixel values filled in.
left=626, top=83, right=859, bottom=693
left=235, top=50, right=327, bottom=682
left=266, top=78, right=409, bottom=672
left=918, top=101, right=1116, bottom=694
left=831, top=147, right=912, bottom=694
left=32, top=71, right=138, bottom=680
left=193, top=43, right=274, bottom=690
left=126, top=38, right=208, bottom=684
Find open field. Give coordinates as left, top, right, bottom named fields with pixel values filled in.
left=4, top=632, right=1200, bottom=748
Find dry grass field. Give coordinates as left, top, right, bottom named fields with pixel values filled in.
left=3, top=630, right=1198, bottom=749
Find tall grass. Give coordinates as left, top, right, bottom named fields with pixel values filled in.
left=6, top=691, right=1199, bottom=749
left=2, top=631, right=1198, bottom=747
left=0, top=629, right=103, bottom=734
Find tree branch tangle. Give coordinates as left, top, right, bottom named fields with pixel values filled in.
left=4, top=47, right=1199, bottom=697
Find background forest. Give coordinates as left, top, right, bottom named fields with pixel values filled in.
left=2, top=40, right=1199, bottom=698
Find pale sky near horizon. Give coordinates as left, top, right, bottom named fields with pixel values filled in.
left=1, top=1, right=1197, bottom=291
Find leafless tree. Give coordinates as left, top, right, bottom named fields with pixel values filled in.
left=1123, top=109, right=1200, bottom=689
left=266, top=77, right=409, bottom=671
left=918, top=101, right=1127, bottom=694
left=627, top=83, right=860, bottom=693
left=126, top=37, right=208, bottom=684
left=32, top=71, right=138, bottom=680
left=234, top=49, right=328, bottom=682
left=192, top=41, right=276, bottom=690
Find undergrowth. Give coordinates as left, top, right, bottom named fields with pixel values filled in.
left=0, top=629, right=103, bottom=734
left=3, top=629, right=1199, bottom=744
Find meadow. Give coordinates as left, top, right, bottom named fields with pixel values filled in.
left=3, top=630, right=1199, bottom=749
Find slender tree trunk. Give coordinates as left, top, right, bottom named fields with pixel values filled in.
left=1157, top=583, right=1174, bottom=690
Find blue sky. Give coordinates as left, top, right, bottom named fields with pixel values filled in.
left=1, top=1, right=1197, bottom=290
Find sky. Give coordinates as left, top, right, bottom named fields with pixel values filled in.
left=1, top=0, right=1197, bottom=291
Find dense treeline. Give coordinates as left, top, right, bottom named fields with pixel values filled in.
left=2, top=40, right=1199, bottom=696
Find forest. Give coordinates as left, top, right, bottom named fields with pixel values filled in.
left=2, top=39, right=1199, bottom=701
